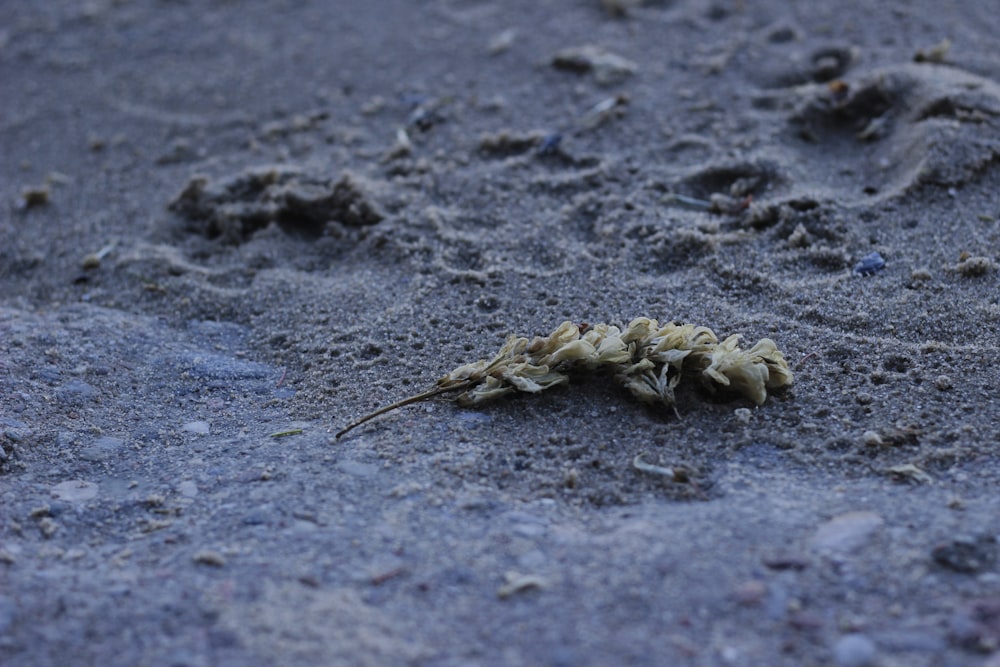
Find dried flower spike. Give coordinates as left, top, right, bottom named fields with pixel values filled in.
left=336, top=319, right=792, bottom=438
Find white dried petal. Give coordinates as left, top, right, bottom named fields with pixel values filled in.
left=543, top=338, right=596, bottom=366
left=536, top=321, right=580, bottom=356
left=620, top=374, right=664, bottom=404
left=595, top=339, right=630, bottom=365
left=503, top=363, right=567, bottom=393
left=459, top=377, right=514, bottom=405
left=702, top=335, right=771, bottom=405
left=622, top=317, right=659, bottom=343
left=749, top=338, right=793, bottom=389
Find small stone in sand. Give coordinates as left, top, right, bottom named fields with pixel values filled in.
left=956, top=255, right=996, bottom=277
left=182, top=421, right=211, bottom=435
left=193, top=550, right=226, bottom=566
left=861, top=430, right=883, bottom=447
left=550, top=45, right=637, bottom=86
left=853, top=251, right=885, bottom=276
left=497, top=572, right=546, bottom=599
left=19, top=186, right=50, bottom=208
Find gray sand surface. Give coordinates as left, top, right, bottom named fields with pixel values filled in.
left=3, top=1, right=1000, bottom=665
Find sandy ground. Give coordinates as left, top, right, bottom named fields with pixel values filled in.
left=3, top=1, right=1000, bottom=665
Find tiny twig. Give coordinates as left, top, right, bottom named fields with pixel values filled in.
left=666, top=193, right=712, bottom=210
left=335, top=382, right=471, bottom=439
left=795, top=351, right=819, bottom=369
left=632, top=453, right=677, bottom=480
left=270, top=428, right=303, bottom=438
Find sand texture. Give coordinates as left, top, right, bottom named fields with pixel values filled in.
left=3, top=1, right=1000, bottom=665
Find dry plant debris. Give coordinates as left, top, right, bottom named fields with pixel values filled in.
left=337, top=319, right=792, bottom=438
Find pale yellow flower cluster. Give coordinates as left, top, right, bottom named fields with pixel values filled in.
left=337, top=319, right=792, bottom=438
left=438, top=319, right=793, bottom=411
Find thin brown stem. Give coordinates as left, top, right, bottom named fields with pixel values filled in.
left=335, top=381, right=471, bottom=439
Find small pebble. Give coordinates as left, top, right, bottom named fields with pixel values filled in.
left=732, top=580, right=767, bottom=606
left=956, top=255, right=996, bottom=277
left=182, top=420, right=211, bottom=435
left=853, top=251, right=886, bottom=276
left=192, top=550, right=226, bottom=566
left=934, top=375, right=953, bottom=391
left=862, top=430, right=883, bottom=447
left=497, top=571, right=546, bottom=599
left=550, top=45, right=637, bottom=86
left=762, top=554, right=810, bottom=571
left=19, top=186, right=50, bottom=208
left=832, top=633, right=877, bottom=667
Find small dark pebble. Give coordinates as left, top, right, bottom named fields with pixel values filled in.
left=20, top=186, right=50, bottom=208
left=241, top=509, right=270, bottom=526
left=763, top=554, right=810, bottom=571
left=932, top=534, right=997, bottom=574
left=853, top=251, right=886, bottom=276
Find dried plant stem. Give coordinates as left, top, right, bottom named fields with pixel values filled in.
left=335, top=382, right=471, bottom=439
left=632, top=454, right=678, bottom=480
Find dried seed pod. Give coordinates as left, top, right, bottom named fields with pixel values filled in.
left=336, top=319, right=793, bottom=438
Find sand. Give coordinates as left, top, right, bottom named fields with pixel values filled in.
left=2, top=1, right=1000, bottom=665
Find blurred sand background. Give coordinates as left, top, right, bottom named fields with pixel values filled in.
left=3, top=1, right=1000, bottom=665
